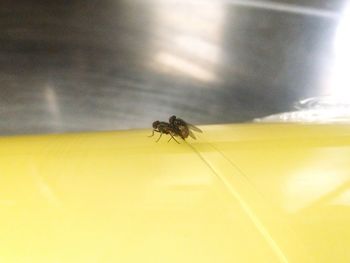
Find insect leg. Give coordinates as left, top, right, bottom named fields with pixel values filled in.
left=156, top=132, right=163, bottom=142
left=168, top=133, right=180, bottom=144
left=148, top=130, right=155, bottom=137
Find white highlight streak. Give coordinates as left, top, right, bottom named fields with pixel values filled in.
left=223, top=0, right=338, bottom=18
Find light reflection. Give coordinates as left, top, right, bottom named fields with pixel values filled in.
left=283, top=155, right=349, bottom=213
left=151, top=0, right=224, bottom=83
left=174, top=35, right=221, bottom=64
left=155, top=52, right=217, bottom=82
left=45, top=84, right=61, bottom=121
left=152, top=0, right=224, bottom=40
left=330, top=187, right=350, bottom=206
left=326, top=3, right=350, bottom=100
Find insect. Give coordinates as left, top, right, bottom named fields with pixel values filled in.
left=169, top=115, right=202, bottom=140
left=149, top=116, right=202, bottom=143
left=148, top=120, right=180, bottom=143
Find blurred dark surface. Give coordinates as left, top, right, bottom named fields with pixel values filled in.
left=0, top=0, right=345, bottom=135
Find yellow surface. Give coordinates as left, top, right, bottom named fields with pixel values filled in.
left=1, top=124, right=350, bottom=262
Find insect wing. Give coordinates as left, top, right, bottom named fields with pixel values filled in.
left=188, top=129, right=197, bottom=139
left=175, top=117, right=202, bottom=133
left=187, top=123, right=202, bottom=133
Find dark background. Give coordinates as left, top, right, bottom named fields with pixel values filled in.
left=0, top=0, right=346, bottom=135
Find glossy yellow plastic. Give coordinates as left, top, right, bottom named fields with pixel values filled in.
left=1, top=124, right=350, bottom=262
